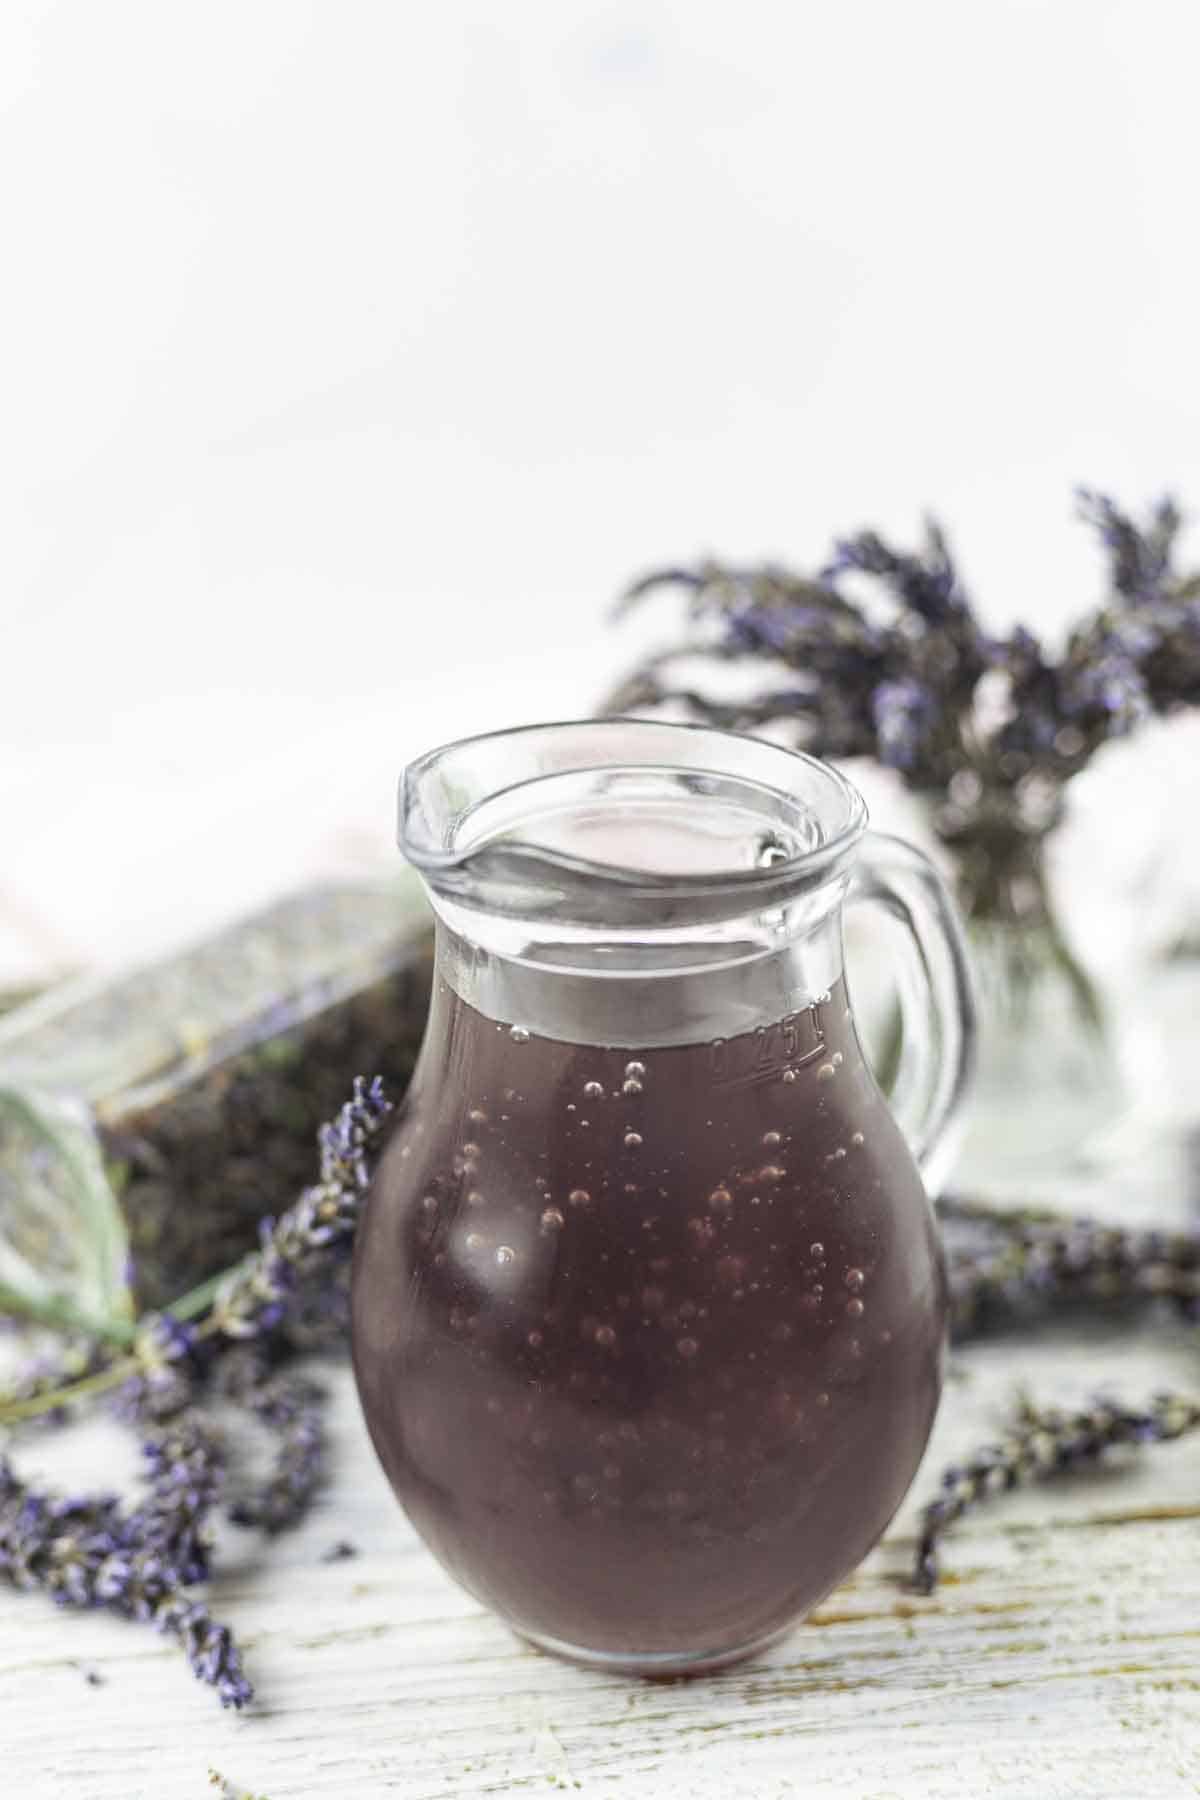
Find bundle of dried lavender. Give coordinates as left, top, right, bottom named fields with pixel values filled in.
left=609, top=491, right=1200, bottom=866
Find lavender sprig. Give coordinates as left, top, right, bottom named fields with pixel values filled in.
left=209, top=1074, right=391, bottom=1342
left=226, top=1366, right=328, bottom=1534
left=912, top=1392, right=1200, bottom=1594
left=940, top=1202, right=1200, bottom=1341
left=0, top=1412, right=252, bottom=1707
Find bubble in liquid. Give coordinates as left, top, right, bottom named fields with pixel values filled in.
left=624, top=1130, right=643, bottom=1149
left=467, top=1189, right=486, bottom=1207
left=622, top=1077, right=644, bottom=1096
left=527, top=1330, right=544, bottom=1350
left=845, top=1267, right=865, bottom=1292
left=850, top=1131, right=865, bottom=1147
left=594, top=1324, right=617, bottom=1349
left=816, top=1391, right=831, bottom=1408
left=810, top=1241, right=825, bottom=1258
left=624, top=1060, right=647, bottom=1080
left=464, top=1232, right=485, bottom=1252
left=708, top=1186, right=733, bottom=1214
left=846, top=1297, right=864, bottom=1317
left=761, top=1130, right=782, bottom=1148
left=568, top=1187, right=591, bottom=1209
left=421, top=1194, right=438, bottom=1213
left=758, top=1164, right=785, bottom=1185
left=816, top=1062, right=837, bottom=1082
left=831, top=1051, right=844, bottom=1067
left=467, top=1107, right=488, bottom=1126
left=509, top=1025, right=530, bottom=1044
left=583, top=1080, right=605, bottom=1099
left=676, top=1336, right=700, bottom=1360
left=540, top=1207, right=565, bottom=1232
left=825, top=1147, right=847, bottom=1163
left=782, top=1068, right=799, bottom=1084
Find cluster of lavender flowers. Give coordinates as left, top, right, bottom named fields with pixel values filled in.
left=609, top=491, right=1200, bottom=882
left=0, top=1075, right=392, bottom=1708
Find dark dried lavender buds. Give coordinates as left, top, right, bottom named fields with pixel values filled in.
left=228, top=1372, right=327, bottom=1534
left=912, top=1393, right=1200, bottom=1593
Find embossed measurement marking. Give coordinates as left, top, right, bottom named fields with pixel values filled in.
left=709, top=1009, right=826, bottom=1090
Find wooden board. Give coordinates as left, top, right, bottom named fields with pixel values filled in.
left=4, top=1319, right=1199, bottom=1800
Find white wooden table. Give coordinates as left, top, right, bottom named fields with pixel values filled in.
left=5, top=963, right=1200, bottom=1800
left=4, top=1301, right=1199, bottom=1800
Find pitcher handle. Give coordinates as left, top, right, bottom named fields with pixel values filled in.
left=848, top=831, right=976, bottom=1196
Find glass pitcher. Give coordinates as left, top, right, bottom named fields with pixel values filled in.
left=351, top=720, right=974, bottom=1673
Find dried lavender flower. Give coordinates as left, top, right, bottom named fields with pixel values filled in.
left=0, top=1411, right=251, bottom=1707
left=114, top=1313, right=205, bottom=1423
left=227, top=1370, right=327, bottom=1535
left=912, top=1392, right=1200, bottom=1594
left=208, top=1075, right=391, bottom=1342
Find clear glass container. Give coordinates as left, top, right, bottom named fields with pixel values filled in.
left=0, top=882, right=431, bottom=1325
left=352, top=720, right=974, bottom=1673
left=949, top=828, right=1125, bottom=1187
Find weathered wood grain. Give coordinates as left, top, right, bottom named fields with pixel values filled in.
left=3, top=1321, right=1198, bottom=1800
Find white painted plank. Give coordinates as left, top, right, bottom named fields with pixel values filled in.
left=3, top=1323, right=1198, bottom=1800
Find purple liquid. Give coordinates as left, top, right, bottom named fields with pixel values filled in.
left=352, top=975, right=945, bottom=1666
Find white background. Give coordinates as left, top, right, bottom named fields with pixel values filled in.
left=3, top=0, right=1199, bottom=982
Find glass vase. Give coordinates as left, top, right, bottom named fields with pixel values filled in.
left=948, top=824, right=1126, bottom=1189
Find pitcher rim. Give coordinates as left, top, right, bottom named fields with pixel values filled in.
left=399, top=718, right=868, bottom=904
